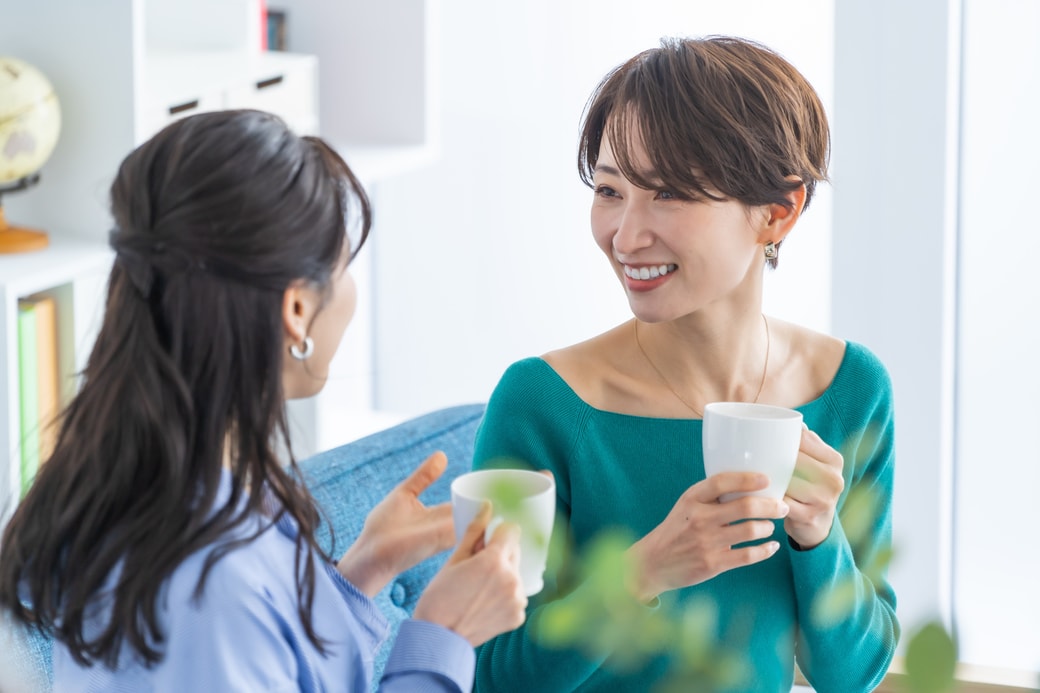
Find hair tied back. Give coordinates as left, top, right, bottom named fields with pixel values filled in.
left=110, top=228, right=158, bottom=299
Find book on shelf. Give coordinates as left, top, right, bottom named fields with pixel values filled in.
left=16, top=294, right=61, bottom=497
left=17, top=301, right=39, bottom=498
left=33, top=295, right=60, bottom=462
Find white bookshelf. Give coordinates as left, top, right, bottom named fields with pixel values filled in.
left=264, top=0, right=442, bottom=459
left=0, top=241, right=113, bottom=522
left=0, top=0, right=438, bottom=515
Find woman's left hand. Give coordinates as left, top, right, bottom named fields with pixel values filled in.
left=337, top=451, right=456, bottom=597
left=783, top=428, right=845, bottom=550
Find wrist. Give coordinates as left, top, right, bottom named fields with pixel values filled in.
left=624, top=544, right=661, bottom=605
left=785, top=518, right=832, bottom=551
left=337, top=540, right=393, bottom=598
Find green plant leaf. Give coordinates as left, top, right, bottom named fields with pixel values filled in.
left=903, top=621, right=957, bottom=693
left=810, top=578, right=860, bottom=627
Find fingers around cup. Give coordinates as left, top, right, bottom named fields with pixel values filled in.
left=484, top=515, right=512, bottom=547
left=451, top=469, right=555, bottom=597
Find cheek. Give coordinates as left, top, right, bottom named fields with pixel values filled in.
left=590, top=206, right=615, bottom=255
left=316, top=273, right=357, bottom=360
left=335, top=273, right=358, bottom=337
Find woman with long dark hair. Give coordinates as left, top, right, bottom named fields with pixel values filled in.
left=0, top=109, right=526, bottom=691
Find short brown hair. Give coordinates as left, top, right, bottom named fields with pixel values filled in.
left=578, top=36, right=830, bottom=262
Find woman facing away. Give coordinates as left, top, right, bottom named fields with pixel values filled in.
left=472, top=36, right=899, bottom=692
left=0, top=109, right=527, bottom=692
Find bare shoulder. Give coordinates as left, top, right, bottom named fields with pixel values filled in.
left=769, top=318, right=847, bottom=406
left=542, top=322, right=644, bottom=410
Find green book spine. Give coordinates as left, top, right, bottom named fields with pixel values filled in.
left=17, top=302, right=40, bottom=498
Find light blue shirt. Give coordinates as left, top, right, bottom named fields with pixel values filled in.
left=51, top=474, right=475, bottom=692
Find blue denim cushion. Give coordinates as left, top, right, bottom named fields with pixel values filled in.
left=299, top=403, right=486, bottom=685
left=1, top=613, right=53, bottom=692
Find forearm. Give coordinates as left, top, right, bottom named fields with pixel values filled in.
left=792, top=519, right=899, bottom=692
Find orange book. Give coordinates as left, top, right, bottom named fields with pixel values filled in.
left=30, top=294, right=60, bottom=463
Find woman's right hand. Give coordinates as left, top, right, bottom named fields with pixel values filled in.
left=413, top=502, right=527, bottom=647
left=624, top=472, right=790, bottom=603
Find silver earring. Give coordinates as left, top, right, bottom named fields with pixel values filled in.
left=290, top=337, right=314, bottom=361
left=764, top=241, right=778, bottom=260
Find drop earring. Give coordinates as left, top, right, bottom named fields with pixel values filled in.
left=290, top=337, right=314, bottom=361
left=764, top=241, right=778, bottom=261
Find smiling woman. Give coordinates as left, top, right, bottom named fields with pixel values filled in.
left=468, top=35, right=897, bottom=693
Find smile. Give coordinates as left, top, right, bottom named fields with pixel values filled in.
left=623, top=264, right=678, bottom=280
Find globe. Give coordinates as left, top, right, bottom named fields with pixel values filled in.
left=0, top=57, right=61, bottom=184
left=0, top=56, right=61, bottom=253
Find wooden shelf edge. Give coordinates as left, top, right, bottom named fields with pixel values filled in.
left=0, top=238, right=112, bottom=297
left=796, top=657, right=1040, bottom=692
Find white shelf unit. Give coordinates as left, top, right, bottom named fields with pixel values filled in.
left=2, top=1, right=319, bottom=246
left=0, top=0, right=439, bottom=497
left=262, top=0, right=442, bottom=459
left=272, top=0, right=440, bottom=172
left=0, top=241, right=113, bottom=521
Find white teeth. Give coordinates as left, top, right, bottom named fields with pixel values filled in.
left=624, top=264, right=677, bottom=280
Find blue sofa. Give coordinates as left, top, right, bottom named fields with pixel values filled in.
left=2, top=403, right=486, bottom=692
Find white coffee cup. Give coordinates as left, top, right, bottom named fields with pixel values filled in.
left=451, top=469, right=555, bottom=596
left=702, top=402, right=804, bottom=502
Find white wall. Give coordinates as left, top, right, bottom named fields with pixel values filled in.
left=368, top=0, right=835, bottom=417
left=955, top=0, right=1040, bottom=672
left=831, top=0, right=962, bottom=649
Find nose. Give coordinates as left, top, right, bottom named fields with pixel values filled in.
left=612, top=200, right=654, bottom=256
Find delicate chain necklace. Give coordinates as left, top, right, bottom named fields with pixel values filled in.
left=633, top=314, right=771, bottom=418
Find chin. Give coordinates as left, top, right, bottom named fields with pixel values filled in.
left=284, top=379, right=328, bottom=401
left=628, top=302, right=680, bottom=325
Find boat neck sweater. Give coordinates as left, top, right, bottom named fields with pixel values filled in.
left=471, top=341, right=899, bottom=693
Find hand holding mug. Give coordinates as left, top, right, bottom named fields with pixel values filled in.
left=783, top=428, right=845, bottom=550
left=625, top=472, right=789, bottom=603
left=414, top=502, right=528, bottom=647
left=451, top=469, right=556, bottom=596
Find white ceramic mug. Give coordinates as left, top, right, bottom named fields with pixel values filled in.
left=702, top=402, right=804, bottom=502
left=451, top=469, right=555, bottom=596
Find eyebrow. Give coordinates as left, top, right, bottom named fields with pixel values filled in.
left=594, top=163, right=668, bottom=189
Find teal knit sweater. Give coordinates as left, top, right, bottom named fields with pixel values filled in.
left=472, top=341, right=898, bottom=693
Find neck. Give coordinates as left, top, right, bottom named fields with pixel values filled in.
left=634, top=313, right=772, bottom=411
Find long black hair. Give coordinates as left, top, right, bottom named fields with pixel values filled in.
left=0, top=109, right=370, bottom=667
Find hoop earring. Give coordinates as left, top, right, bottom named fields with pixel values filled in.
left=290, top=337, right=314, bottom=361
left=763, top=241, right=778, bottom=261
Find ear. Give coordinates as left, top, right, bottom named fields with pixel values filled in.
left=759, top=179, right=807, bottom=246
left=282, top=281, right=315, bottom=347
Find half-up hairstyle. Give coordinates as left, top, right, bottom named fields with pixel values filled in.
left=578, top=36, right=830, bottom=268
left=0, top=109, right=370, bottom=667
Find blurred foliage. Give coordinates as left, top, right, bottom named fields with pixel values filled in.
left=519, top=452, right=972, bottom=693
left=485, top=432, right=983, bottom=693
left=532, top=530, right=750, bottom=692
left=481, top=470, right=550, bottom=550
left=902, top=621, right=958, bottom=693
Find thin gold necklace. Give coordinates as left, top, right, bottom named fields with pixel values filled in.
left=633, top=314, right=770, bottom=419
